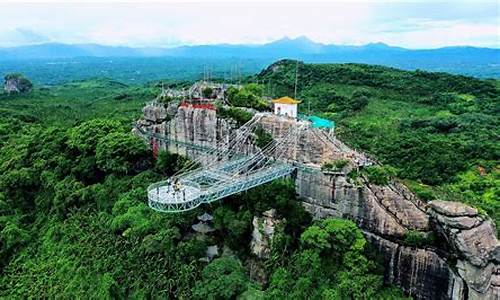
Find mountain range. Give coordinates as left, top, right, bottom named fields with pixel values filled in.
left=1, top=37, right=499, bottom=78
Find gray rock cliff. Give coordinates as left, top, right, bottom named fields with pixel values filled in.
left=136, top=106, right=499, bottom=299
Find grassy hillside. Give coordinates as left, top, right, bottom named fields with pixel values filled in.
left=257, top=60, right=499, bottom=228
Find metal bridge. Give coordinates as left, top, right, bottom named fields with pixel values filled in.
left=136, top=113, right=309, bottom=213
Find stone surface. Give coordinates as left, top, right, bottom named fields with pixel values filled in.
left=250, top=209, right=281, bottom=259
left=365, top=232, right=465, bottom=300
left=430, top=201, right=498, bottom=268
left=429, top=200, right=500, bottom=298
left=434, top=213, right=482, bottom=230
left=143, top=103, right=167, bottom=122
left=368, top=183, right=429, bottom=230
left=298, top=170, right=429, bottom=238
left=136, top=105, right=500, bottom=300
left=429, top=200, right=478, bottom=217
left=456, top=260, right=493, bottom=293
left=454, top=221, right=498, bottom=267
left=4, top=78, right=19, bottom=93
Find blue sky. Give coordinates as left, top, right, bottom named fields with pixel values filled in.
left=0, top=0, right=498, bottom=48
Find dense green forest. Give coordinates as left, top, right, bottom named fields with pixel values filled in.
left=0, top=78, right=408, bottom=298
left=257, top=60, right=499, bottom=230
left=0, top=57, right=266, bottom=85
left=1, top=60, right=498, bottom=297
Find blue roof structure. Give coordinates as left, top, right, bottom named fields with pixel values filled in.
left=307, top=115, right=335, bottom=129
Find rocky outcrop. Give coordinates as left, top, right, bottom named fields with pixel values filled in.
left=298, top=170, right=429, bottom=238
left=137, top=106, right=500, bottom=299
left=365, top=232, right=466, bottom=299
left=429, top=201, right=499, bottom=299
left=142, top=103, right=167, bottom=123
left=3, top=74, right=32, bottom=94
left=250, top=209, right=281, bottom=259
left=4, top=78, right=19, bottom=94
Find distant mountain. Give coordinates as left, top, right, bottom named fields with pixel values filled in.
left=0, top=43, right=167, bottom=60
left=0, top=37, right=499, bottom=78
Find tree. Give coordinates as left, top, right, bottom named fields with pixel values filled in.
left=67, top=119, right=124, bottom=154
left=155, top=151, right=189, bottom=176
left=348, top=90, right=369, bottom=111
left=95, top=132, right=149, bottom=174
left=226, top=84, right=267, bottom=110
left=192, top=256, right=250, bottom=299
left=202, top=87, right=213, bottom=98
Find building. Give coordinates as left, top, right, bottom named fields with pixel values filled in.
left=272, top=96, right=300, bottom=118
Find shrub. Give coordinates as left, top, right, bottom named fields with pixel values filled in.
left=321, top=159, right=349, bottom=172
left=254, top=126, right=273, bottom=149
left=363, top=166, right=397, bottom=185
left=192, top=256, right=250, bottom=299
left=403, top=230, right=435, bottom=248
left=202, top=87, right=213, bottom=98
left=217, top=106, right=253, bottom=126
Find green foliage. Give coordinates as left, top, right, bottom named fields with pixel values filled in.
left=321, top=159, right=349, bottom=172
left=95, top=132, right=149, bottom=174
left=0, top=218, right=30, bottom=265
left=155, top=151, right=190, bottom=176
left=202, top=86, right=214, bottom=98
left=227, top=84, right=268, bottom=111
left=364, top=165, right=397, bottom=186
left=447, top=167, right=500, bottom=231
left=213, top=207, right=253, bottom=251
left=193, top=256, right=250, bottom=299
left=404, top=180, right=437, bottom=201
left=217, top=105, right=253, bottom=126
left=403, top=230, right=435, bottom=248
left=347, top=90, right=370, bottom=111
left=253, top=126, right=273, bottom=149
left=301, top=218, right=366, bottom=256
left=67, top=119, right=124, bottom=154
left=266, top=218, right=395, bottom=299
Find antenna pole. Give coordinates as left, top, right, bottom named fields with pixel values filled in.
left=294, top=61, right=299, bottom=99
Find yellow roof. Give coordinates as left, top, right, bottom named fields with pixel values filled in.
left=272, top=96, right=301, bottom=105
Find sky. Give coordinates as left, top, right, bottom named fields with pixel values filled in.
left=0, top=0, right=498, bottom=49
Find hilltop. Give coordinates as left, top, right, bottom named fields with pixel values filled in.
left=257, top=60, right=499, bottom=227
left=0, top=62, right=498, bottom=298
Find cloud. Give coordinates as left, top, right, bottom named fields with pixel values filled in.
left=0, top=28, right=50, bottom=46
left=0, top=1, right=497, bottom=48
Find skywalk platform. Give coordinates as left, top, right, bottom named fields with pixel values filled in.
left=147, top=161, right=295, bottom=212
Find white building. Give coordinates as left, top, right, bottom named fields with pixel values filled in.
left=272, top=96, right=300, bottom=118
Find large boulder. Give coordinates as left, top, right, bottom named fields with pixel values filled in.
left=429, top=200, right=478, bottom=217
left=429, top=200, right=500, bottom=299
left=3, top=73, right=33, bottom=94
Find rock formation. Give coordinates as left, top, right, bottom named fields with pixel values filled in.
left=3, top=74, right=33, bottom=94
left=250, top=209, right=281, bottom=259
left=136, top=105, right=499, bottom=299
left=429, top=201, right=499, bottom=299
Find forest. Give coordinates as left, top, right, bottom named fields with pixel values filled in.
left=0, top=76, right=409, bottom=298
left=257, top=60, right=499, bottom=230
left=0, top=60, right=498, bottom=298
